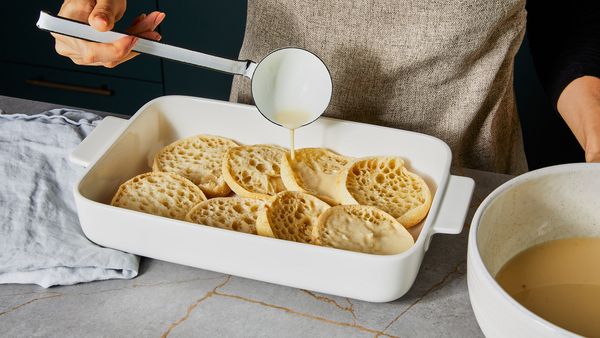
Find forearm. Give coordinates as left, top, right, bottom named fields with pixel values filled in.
left=557, top=76, right=600, bottom=162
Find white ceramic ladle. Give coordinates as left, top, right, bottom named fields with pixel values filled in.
left=36, top=11, right=332, bottom=129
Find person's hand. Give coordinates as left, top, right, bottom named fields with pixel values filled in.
left=52, top=0, right=165, bottom=68
left=584, top=134, right=600, bottom=162
left=557, top=76, right=600, bottom=163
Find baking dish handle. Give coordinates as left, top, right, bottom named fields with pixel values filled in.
left=69, top=116, right=128, bottom=167
left=426, top=175, right=475, bottom=247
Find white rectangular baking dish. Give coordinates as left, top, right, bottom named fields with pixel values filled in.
left=70, top=95, right=474, bottom=302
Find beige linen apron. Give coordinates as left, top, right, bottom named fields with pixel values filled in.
left=230, top=0, right=528, bottom=174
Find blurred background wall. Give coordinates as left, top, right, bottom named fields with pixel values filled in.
left=0, top=1, right=584, bottom=169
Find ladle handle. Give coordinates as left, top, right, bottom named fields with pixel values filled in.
left=36, top=11, right=256, bottom=77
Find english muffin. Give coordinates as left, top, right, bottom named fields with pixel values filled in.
left=280, top=148, right=351, bottom=205
left=222, top=145, right=288, bottom=200
left=186, top=197, right=265, bottom=234
left=317, top=205, right=414, bottom=255
left=153, top=134, right=238, bottom=198
left=337, top=157, right=432, bottom=227
left=256, top=191, right=330, bottom=243
left=111, top=172, right=206, bottom=220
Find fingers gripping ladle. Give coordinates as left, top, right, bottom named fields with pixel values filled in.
left=36, top=11, right=333, bottom=130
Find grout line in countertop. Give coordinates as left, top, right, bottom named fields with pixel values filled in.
left=0, top=292, right=62, bottom=317
left=300, top=290, right=358, bottom=323
left=76, top=275, right=227, bottom=296
left=345, top=298, right=357, bottom=324
left=375, top=261, right=466, bottom=337
left=132, top=275, right=226, bottom=288
left=160, top=275, right=231, bottom=338
left=214, top=290, right=397, bottom=338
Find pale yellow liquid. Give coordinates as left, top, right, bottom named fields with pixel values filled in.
left=290, top=129, right=295, bottom=160
left=495, top=238, right=600, bottom=337
left=273, top=112, right=314, bottom=161
left=293, top=161, right=341, bottom=204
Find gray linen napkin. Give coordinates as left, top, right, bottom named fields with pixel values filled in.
left=0, top=108, right=139, bottom=288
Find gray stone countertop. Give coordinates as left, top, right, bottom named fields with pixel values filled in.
left=0, top=96, right=513, bottom=337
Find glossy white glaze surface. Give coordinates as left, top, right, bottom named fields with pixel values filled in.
left=71, top=95, right=474, bottom=302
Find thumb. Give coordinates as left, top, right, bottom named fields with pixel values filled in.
left=89, top=0, right=118, bottom=32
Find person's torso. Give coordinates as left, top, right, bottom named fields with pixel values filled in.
left=230, top=0, right=527, bottom=174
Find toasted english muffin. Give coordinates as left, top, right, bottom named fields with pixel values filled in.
left=280, top=148, right=351, bottom=205
left=111, top=172, right=207, bottom=220
left=222, top=145, right=288, bottom=200
left=337, top=157, right=432, bottom=228
left=316, top=205, right=414, bottom=255
left=152, top=134, right=238, bottom=198
left=186, top=197, right=265, bottom=234
left=256, top=191, right=330, bottom=243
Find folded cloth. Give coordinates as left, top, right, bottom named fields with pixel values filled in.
left=0, top=108, right=139, bottom=288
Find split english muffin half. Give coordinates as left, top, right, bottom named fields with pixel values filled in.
left=337, top=157, right=432, bottom=228
left=186, top=197, right=266, bottom=235
left=222, top=144, right=288, bottom=200
left=317, top=205, right=414, bottom=255
left=152, top=134, right=238, bottom=198
left=280, top=147, right=351, bottom=205
left=256, top=191, right=330, bottom=243
left=111, top=172, right=207, bottom=220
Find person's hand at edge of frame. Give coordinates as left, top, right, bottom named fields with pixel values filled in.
left=557, top=76, right=600, bottom=163
left=52, top=0, right=165, bottom=68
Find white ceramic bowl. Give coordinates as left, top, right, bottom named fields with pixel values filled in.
left=467, top=163, right=600, bottom=337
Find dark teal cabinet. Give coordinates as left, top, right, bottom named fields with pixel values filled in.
left=158, top=1, right=246, bottom=100
left=0, top=0, right=162, bottom=82
left=0, top=63, right=163, bottom=114
left=0, top=1, right=246, bottom=115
